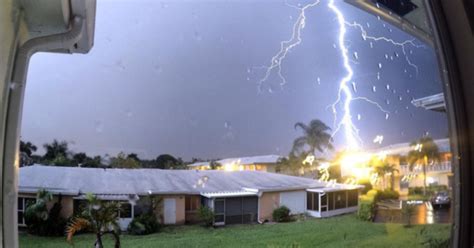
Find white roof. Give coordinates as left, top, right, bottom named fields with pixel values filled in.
left=19, top=165, right=324, bottom=196
left=370, top=138, right=450, bottom=156
left=307, top=184, right=364, bottom=193
left=187, top=154, right=283, bottom=168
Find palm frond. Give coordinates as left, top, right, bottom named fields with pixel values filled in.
left=66, top=217, right=91, bottom=244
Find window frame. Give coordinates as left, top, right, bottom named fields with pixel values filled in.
left=17, top=196, right=35, bottom=227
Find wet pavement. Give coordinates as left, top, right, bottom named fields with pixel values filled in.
left=374, top=201, right=452, bottom=224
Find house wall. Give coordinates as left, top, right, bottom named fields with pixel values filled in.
left=162, top=195, right=185, bottom=225
left=258, top=192, right=280, bottom=222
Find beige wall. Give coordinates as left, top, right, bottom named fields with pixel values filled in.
left=258, top=192, right=280, bottom=222
left=162, top=195, right=185, bottom=225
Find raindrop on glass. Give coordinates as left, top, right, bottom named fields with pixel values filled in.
left=369, top=42, right=374, bottom=48
left=377, top=72, right=380, bottom=80
left=386, top=99, right=390, bottom=105
left=95, top=121, right=104, bottom=133
left=317, top=77, right=321, bottom=85
left=9, top=82, right=18, bottom=90
left=366, top=22, right=370, bottom=28
left=385, top=113, right=389, bottom=120
left=353, top=52, right=359, bottom=60
left=357, top=114, right=361, bottom=121
left=378, top=63, right=382, bottom=69
left=386, top=84, right=390, bottom=90
left=384, top=54, right=389, bottom=59
left=332, top=43, right=337, bottom=48
left=372, top=86, right=376, bottom=92
left=351, top=82, right=357, bottom=93
left=394, top=52, right=399, bottom=58
left=399, top=96, right=403, bottom=101
left=246, top=77, right=250, bottom=81
left=247, top=68, right=251, bottom=73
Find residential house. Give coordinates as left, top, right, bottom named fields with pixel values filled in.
left=187, top=155, right=283, bottom=173
left=19, top=165, right=362, bottom=230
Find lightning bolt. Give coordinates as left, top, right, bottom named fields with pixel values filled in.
left=256, top=0, right=320, bottom=93
left=257, top=0, right=419, bottom=150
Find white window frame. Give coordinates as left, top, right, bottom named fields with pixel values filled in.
left=17, top=196, right=35, bottom=227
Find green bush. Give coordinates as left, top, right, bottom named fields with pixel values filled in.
left=24, top=191, right=67, bottom=236
left=357, top=194, right=376, bottom=221
left=127, top=214, right=160, bottom=235
left=409, top=185, right=448, bottom=196
left=272, top=206, right=291, bottom=222
left=197, top=206, right=214, bottom=227
left=409, top=187, right=424, bottom=195
left=357, top=179, right=373, bottom=194
left=375, top=189, right=400, bottom=201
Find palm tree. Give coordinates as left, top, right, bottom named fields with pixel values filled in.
left=66, top=194, right=121, bottom=248
left=292, top=119, right=333, bottom=156
left=407, top=136, right=440, bottom=195
left=374, top=163, right=399, bottom=190
left=43, top=140, right=69, bottom=161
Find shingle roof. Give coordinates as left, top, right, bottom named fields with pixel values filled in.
left=19, top=165, right=324, bottom=196
left=187, top=154, right=283, bottom=168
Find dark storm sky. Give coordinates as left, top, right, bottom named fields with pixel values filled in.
left=21, top=0, right=448, bottom=160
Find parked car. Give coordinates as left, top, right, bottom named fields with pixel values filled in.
left=431, top=191, right=451, bottom=208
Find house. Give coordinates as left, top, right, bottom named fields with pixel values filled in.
left=371, top=138, right=452, bottom=194
left=19, top=165, right=362, bottom=230
left=187, top=155, right=283, bottom=173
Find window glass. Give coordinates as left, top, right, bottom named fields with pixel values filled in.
left=18, top=0, right=453, bottom=246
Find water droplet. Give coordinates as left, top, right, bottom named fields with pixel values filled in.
left=351, top=82, right=357, bottom=93
left=366, top=22, right=370, bottom=28
left=376, top=3, right=380, bottom=8
left=317, top=77, right=321, bottom=85
left=405, top=106, right=409, bottom=110
left=289, top=15, right=293, bottom=20
left=9, top=82, right=18, bottom=90
left=378, top=63, right=382, bottom=69
left=392, top=89, right=396, bottom=94
left=95, top=121, right=104, bottom=133
left=377, top=72, right=380, bottom=80
left=385, top=113, right=389, bottom=120
left=377, top=16, right=381, bottom=21
left=394, top=52, right=399, bottom=58
left=406, top=89, right=410, bottom=93
left=246, top=77, right=250, bottom=81
left=247, top=68, right=251, bottom=73
left=224, top=121, right=231, bottom=129
left=389, top=28, right=393, bottom=33
left=404, top=69, right=408, bottom=73
left=390, top=56, right=394, bottom=61
left=372, top=86, right=376, bottom=92
left=399, top=96, right=403, bottom=101
left=332, top=43, right=337, bottom=48
left=353, top=52, right=359, bottom=60
left=194, top=31, right=202, bottom=41
left=369, top=42, right=374, bottom=48
left=386, top=84, right=390, bottom=90
left=385, top=54, right=389, bottom=59
left=357, top=114, right=361, bottom=121
left=382, top=23, right=386, bottom=28
left=409, top=50, right=413, bottom=54
left=386, top=99, right=390, bottom=105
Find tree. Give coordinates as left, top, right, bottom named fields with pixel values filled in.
left=43, top=140, right=69, bottom=162
left=209, top=160, right=221, bottom=170
left=110, top=152, right=141, bottom=169
left=20, top=140, right=37, bottom=157
left=20, top=140, right=38, bottom=167
left=66, top=194, right=121, bottom=248
left=292, top=119, right=333, bottom=157
left=407, top=136, right=440, bottom=195
left=73, top=152, right=88, bottom=165
left=82, top=156, right=103, bottom=168
left=24, top=189, right=67, bottom=236
left=373, top=162, right=399, bottom=190
left=154, top=154, right=179, bottom=169
left=127, top=153, right=140, bottom=162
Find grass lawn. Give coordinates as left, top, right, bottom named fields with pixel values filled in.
left=20, top=214, right=450, bottom=248
left=407, top=194, right=431, bottom=201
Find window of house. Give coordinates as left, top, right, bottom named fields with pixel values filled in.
left=347, top=190, right=358, bottom=207
left=119, top=203, right=132, bottom=219
left=17, top=197, right=35, bottom=226
left=185, top=196, right=200, bottom=212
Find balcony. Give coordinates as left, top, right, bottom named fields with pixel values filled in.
left=399, top=161, right=452, bottom=175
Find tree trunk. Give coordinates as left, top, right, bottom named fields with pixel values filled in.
left=95, top=233, right=103, bottom=248
left=423, top=163, right=427, bottom=196
left=111, top=231, right=121, bottom=248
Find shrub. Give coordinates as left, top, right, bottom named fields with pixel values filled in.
left=127, top=214, right=160, bottom=235
left=375, top=189, right=400, bottom=201
left=24, top=190, right=67, bottom=236
left=197, top=206, right=214, bottom=227
left=272, top=206, right=291, bottom=222
left=409, top=187, right=424, bottom=195
left=357, top=179, right=373, bottom=194
left=357, top=194, right=376, bottom=221
left=402, top=202, right=417, bottom=227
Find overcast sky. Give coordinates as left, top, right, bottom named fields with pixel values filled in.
left=21, top=0, right=448, bottom=160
